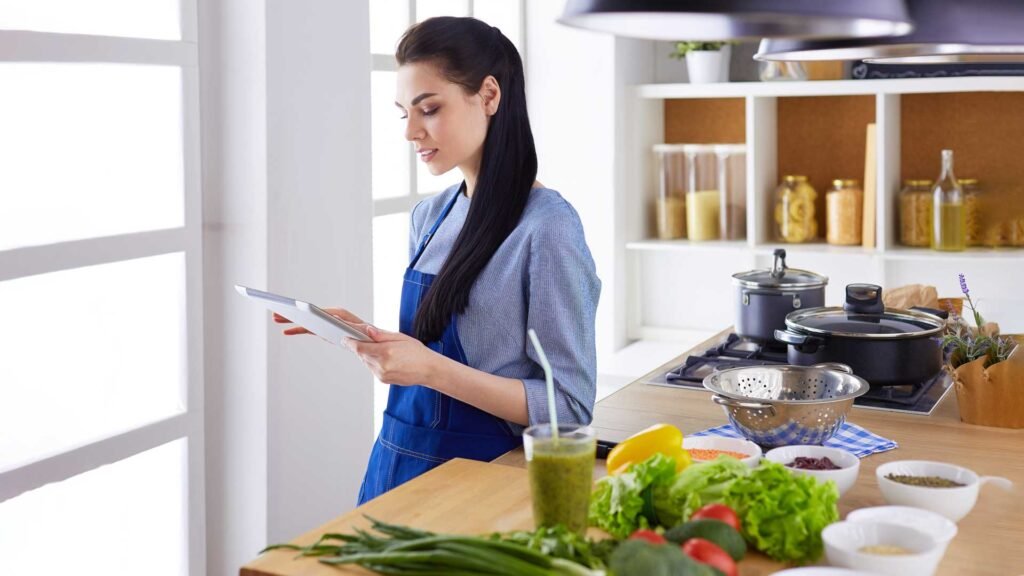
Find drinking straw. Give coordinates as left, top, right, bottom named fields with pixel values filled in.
left=527, top=328, right=559, bottom=446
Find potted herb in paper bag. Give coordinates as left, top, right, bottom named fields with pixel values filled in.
left=944, top=274, right=1024, bottom=428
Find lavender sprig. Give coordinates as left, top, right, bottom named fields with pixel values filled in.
left=958, top=272, right=985, bottom=329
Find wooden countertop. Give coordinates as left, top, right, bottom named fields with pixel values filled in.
left=243, top=329, right=1023, bottom=576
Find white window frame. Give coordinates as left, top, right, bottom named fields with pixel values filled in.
left=372, top=0, right=527, bottom=217
left=0, top=3, right=206, bottom=574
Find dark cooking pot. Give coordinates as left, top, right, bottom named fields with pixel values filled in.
left=732, top=249, right=828, bottom=343
left=774, top=284, right=947, bottom=387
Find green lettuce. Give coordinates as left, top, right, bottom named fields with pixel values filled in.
left=651, top=456, right=749, bottom=527
left=724, top=461, right=839, bottom=564
left=588, top=453, right=677, bottom=539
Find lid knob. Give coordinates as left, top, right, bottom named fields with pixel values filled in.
left=770, top=249, right=787, bottom=279
left=844, top=283, right=884, bottom=315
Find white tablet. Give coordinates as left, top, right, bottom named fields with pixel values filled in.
left=235, top=284, right=372, bottom=343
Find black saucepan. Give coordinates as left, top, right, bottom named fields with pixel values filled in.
left=733, top=249, right=828, bottom=343
left=774, top=284, right=947, bottom=387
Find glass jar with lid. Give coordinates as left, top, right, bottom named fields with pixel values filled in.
left=653, top=144, right=687, bottom=240
left=957, top=178, right=982, bottom=246
left=898, top=179, right=933, bottom=247
left=774, top=175, right=817, bottom=243
left=826, top=178, right=863, bottom=245
left=715, top=144, right=747, bottom=241
left=684, top=144, right=720, bottom=241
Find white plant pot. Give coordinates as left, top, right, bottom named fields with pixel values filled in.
left=685, top=45, right=730, bottom=84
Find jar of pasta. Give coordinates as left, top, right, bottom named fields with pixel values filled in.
left=774, top=175, right=817, bottom=243
left=957, top=178, right=982, bottom=246
left=684, top=144, right=721, bottom=241
left=826, top=179, right=863, bottom=245
left=898, top=179, right=933, bottom=247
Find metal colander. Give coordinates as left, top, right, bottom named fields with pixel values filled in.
left=702, top=363, right=869, bottom=448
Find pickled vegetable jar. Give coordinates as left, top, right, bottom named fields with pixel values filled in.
left=826, top=178, right=863, bottom=245
left=775, top=175, right=817, bottom=243
left=898, top=179, right=932, bottom=247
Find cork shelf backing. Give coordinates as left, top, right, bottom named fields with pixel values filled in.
left=777, top=95, right=877, bottom=242
left=664, top=98, right=745, bottom=144
left=902, top=92, right=1024, bottom=245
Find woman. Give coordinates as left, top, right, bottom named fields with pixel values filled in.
left=278, top=16, right=600, bottom=504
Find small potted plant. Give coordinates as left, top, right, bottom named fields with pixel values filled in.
left=943, top=273, right=1023, bottom=428
left=670, top=41, right=732, bottom=84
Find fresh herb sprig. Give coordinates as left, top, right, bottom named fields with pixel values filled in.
left=942, top=273, right=1017, bottom=369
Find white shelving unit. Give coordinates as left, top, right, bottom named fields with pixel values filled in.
left=619, top=77, right=1024, bottom=342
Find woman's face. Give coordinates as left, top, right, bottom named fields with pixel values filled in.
left=395, top=62, right=497, bottom=177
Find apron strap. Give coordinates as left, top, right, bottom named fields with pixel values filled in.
left=409, top=183, right=464, bottom=269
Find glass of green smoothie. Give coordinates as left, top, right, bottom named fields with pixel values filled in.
left=522, top=424, right=596, bottom=534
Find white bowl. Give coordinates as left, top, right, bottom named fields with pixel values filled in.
left=771, top=569, right=877, bottom=576
left=846, top=506, right=958, bottom=553
left=764, top=445, right=860, bottom=497
left=875, top=460, right=1013, bottom=522
left=683, top=436, right=762, bottom=468
left=822, top=520, right=944, bottom=576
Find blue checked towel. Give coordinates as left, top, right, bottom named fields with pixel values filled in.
left=692, top=421, right=897, bottom=458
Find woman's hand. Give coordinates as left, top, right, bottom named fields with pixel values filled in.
left=274, top=307, right=366, bottom=336
left=345, top=325, right=442, bottom=387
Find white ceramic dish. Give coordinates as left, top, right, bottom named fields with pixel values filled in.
left=683, top=436, right=762, bottom=468
left=822, top=520, right=944, bottom=576
left=764, top=445, right=860, bottom=496
left=771, top=569, right=877, bottom=576
left=875, top=460, right=1013, bottom=522
left=846, top=506, right=958, bottom=553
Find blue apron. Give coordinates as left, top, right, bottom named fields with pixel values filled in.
left=357, top=188, right=523, bottom=504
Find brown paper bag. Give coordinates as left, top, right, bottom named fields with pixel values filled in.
left=953, top=338, right=1024, bottom=428
left=883, top=284, right=939, bottom=310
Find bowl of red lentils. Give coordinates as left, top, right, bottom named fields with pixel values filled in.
left=683, top=436, right=762, bottom=468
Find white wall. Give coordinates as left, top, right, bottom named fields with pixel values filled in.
left=201, top=0, right=373, bottom=573
left=526, top=0, right=621, bottom=357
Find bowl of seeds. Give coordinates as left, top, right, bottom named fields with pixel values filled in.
left=876, top=460, right=1013, bottom=522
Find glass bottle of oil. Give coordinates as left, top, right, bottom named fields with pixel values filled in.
left=932, top=149, right=966, bottom=251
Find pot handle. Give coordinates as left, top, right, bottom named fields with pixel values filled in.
left=844, top=283, right=885, bottom=315
left=980, top=476, right=1014, bottom=492
left=712, top=394, right=777, bottom=416
left=774, top=329, right=825, bottom=354
left=811, top=362, right=853, bottom=374
left=910, top=306, right=950, bottom=320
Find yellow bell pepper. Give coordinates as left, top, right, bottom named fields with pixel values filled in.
left=606, top=423, right=692, bottom=474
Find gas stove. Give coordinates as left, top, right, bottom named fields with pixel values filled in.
left=646, top=333, right=953, bottom=415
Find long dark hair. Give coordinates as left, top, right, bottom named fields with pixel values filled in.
left=398, top=17, right=538, bottom=343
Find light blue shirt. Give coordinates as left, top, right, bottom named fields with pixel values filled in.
left=409, top=184, right=601, bottom=430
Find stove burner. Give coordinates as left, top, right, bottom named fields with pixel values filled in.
left=653, top=333, right=951, bottom=415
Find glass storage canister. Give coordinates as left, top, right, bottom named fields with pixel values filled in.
left=775, top=175, right=818, bottom=243
left=653, top=144, right=687, bottom=240
left=957, top=178, right=982, bottom=247
left=898, top=179, right=933, bottom=247
left=685, top=144, right=721, bottom=241
left=932, top=149, right=966, bottom=252
left=826, top=178, right=863, bottom=245
left=715, top=144, right=747, bottom=241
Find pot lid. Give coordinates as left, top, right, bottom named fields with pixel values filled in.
left=785, top=284, right=946, bottom=339
left=732, top=248, right=828, bottom=289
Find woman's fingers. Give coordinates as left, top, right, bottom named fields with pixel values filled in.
left=323, top=307, right=365, bottom=324
left=283, top=327, right=311, bottom=335
left=273, top=313, right=292, bottom=324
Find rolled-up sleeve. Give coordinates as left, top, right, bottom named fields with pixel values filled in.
left=521, top=203, right=601, bottom=427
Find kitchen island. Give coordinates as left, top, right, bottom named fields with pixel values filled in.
left=242, top=329, right=1023, bottom=576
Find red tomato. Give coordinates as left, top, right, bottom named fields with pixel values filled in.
left=628, top=529, right=667, bottom=545
left=691, top=503, right=741, bottom=532
left=682, top=538, right=738, bottom=576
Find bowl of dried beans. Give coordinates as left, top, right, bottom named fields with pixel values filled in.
left=764, top=444, right=860, bottom=497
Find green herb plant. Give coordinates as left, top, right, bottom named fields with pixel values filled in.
left=669, top=41, right=733, bottom=59
left=942, top=273, right=1018, bottom=369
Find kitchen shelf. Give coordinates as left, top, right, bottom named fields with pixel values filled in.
left=619, top=73, right=1024, bottom=340
left=636, top=77, right=1024, bottom=100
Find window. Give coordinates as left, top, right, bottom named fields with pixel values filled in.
left=0, top=3, right=203, bottom=575
left=369, top=1, right=525, bottom=435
